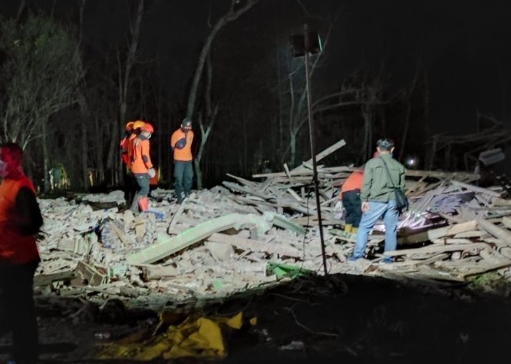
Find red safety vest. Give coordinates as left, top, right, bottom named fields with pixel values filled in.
left=0, top=177, right=40, bottom=264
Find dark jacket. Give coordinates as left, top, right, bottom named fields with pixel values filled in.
left=360, top=153, right=406, bottom=202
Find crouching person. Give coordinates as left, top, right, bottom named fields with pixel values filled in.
left=0, top=142, right=43, bottom=364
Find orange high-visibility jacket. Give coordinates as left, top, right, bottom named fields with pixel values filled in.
left=0, top=177, right=40, bottom=264
left=340, top=170, right=364, bottom=195
left=120, top=136, right=129, bottom=166
left=126, top=133, right=138, bottom=170
left=131, top=136, right=153, bottom=174
left=170, top=129, right=194, bottom=162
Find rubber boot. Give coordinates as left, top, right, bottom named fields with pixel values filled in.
left=344, top=224, right=352, bottom=233
left=138, top=196, right=149, bottom=212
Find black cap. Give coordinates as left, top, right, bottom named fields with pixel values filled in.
left=376, top=138, right=394, bottom=150
left=182, top=118, right=192, bottom=126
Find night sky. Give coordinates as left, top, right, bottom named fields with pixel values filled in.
left=1, top=0, right=511, bottom=134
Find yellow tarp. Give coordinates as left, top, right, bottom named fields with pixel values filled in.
left=98, top=311, right=249, bottom=360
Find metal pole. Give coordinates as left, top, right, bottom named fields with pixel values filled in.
left=303, top=24, right=328, bottom=276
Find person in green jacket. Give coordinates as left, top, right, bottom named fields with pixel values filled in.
left=349, top=138, right=405, bottom=263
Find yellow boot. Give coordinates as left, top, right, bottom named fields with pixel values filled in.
left=351, top=227, right=358, bottom=234
left=344, top=224, right=352, bottom=233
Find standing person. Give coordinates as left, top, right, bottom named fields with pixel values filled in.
left=130, top=122, right=155, bottom=213
left=126, top=120, right=145, bottom=207
left=349, top=138, right=406, bottom=263
left=120, top=121, right=135, bottom=167
left=120, top=121, right=135, bottom=206
left=170, top=118, right=194, bottom=203
left=339, top=169, right=364, bottom=235
left=0, top=142, right=43, bottom=364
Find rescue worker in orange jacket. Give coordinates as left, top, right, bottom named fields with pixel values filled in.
left=0, top=142, right=43, bottom=364
left=170, top=118, right=194, bottom=203
left=339, top=170, right=364, bottom=234
left=127, top=120, right=145, bottom=172
left=126, top=120, right=145, bottom=207
left=120, top=121, right=135, bottom=167
left=120, top=121, right=136, bottom=207
left=130, top=122, right=155, bottom=213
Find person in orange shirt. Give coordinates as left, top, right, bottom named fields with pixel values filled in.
left=170, top=118, right=194, bottom=203
left=125, top=120, right=145, bottom=208
left=130, top=122, right=155, bottom=213
left=339, top=170, right=364, bottom=234
left=0, top=142, right=43, bottom=364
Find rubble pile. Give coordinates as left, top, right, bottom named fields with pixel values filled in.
left=34, top=140, right=511, bottom=307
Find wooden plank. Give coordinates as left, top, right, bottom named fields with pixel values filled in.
left=382, top=253, right=449, bottom=269
left=427, top=220, right=478, bottom=240
left=450, top=180, right=501, bottom=197
left=141, top=265, right=179, bottom=280
left=404, top=170, right=479, bottom=180
left=287, top=188, right=304, bottom=202
left=431, top=238, right=475, bottom=245
left=476, top=218, right=511, bottom=248
left=460, top=262, right=511, bottom=278
left=34, top=271, right=76, bottom=287
left=291, top=139, right=346, bottom=172
left=208, top=232, right=301, bottom=258
left=72, top=261, right=106, bottom=286
left=386, top=242, right=489, bottom=257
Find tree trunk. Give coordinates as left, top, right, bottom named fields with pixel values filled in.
left=110, top=0, right=145, bottom=185
left=185, top=0, right=260, bottom=119
left=42, top=119, right=50, bottom=193
left=78, top=92, right=90, bottom=190
left=399, top=68, right=420, bottom=161
left=290, top=131, right=297, bottom=167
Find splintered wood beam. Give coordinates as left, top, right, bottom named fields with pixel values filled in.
left=403, top=170, right=479, bottom=180
left=450, top=180, right=501, bottom=197
left=291, top=139, right=346, bottom=172
left=477, top=218, right=511, bottom=248
left=385, top=242, right=489, bottom=257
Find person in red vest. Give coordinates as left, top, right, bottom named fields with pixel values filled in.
left=0, top=142, right=43, bottom=364
left=170, top=118, right=194, bottom=203
left=130, top=122, right=155, bottom=213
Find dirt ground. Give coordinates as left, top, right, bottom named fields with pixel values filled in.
left=2, top=273, right=511, bottom=364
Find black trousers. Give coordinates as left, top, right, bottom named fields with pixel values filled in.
left=0, top=260, right=39, bottom=364
left=342, top=189, right=362, bottom=228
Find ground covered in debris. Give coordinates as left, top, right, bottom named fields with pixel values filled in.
left=2, top=273, right=509, bottom=363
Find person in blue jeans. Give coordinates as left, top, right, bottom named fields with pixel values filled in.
left=349, top=138, right=406, bottom=263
